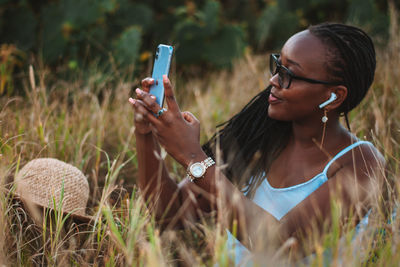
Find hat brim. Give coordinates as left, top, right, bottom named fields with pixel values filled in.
left=3, top=187, right=95, bottom=224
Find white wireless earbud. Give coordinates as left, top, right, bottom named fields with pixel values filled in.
left=319, top=92, right=337, bottom=109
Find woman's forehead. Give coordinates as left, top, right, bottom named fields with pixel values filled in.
left=281, top=30, right=327, bottom=71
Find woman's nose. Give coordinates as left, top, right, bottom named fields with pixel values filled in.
left=269, top=73, right=280, bottom=88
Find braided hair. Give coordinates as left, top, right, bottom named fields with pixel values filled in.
left=309, top=23, right=376, bottom=128
left=202, top=87, right=291, bottom=197
left=202, top=23, right=376, bottom=196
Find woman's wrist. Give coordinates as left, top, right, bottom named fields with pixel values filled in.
left=135, top=130, right=157, bottom=148
left=181, top=148, right=208, bottom=169
left=134, top=129, right=153, bottom=138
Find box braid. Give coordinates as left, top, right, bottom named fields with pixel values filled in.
left=202, top=86, right=291, bottom=196
left=203, top=23, right=376, bottom=196
left=309, top=23, right=376, bottom=129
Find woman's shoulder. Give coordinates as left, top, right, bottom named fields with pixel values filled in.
left=355, top=140, right=385, bottom=166
left=340, top=139, right=386, bottom=180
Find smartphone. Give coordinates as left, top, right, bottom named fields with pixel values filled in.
left=149, top=44, right=174, bottom=107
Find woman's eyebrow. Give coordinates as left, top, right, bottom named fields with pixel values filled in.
left=286, top=58, right=302, bottom=69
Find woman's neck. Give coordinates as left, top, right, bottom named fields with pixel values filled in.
left=290, top=114, right=347, bottom=149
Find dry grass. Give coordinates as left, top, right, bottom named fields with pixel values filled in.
left=0, top=10, right=399, bottom=266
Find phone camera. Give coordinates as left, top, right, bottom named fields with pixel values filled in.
left=155, top=54, right=158, bottom=60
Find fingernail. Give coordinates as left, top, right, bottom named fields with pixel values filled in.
left=135, top=88, right=141, bottom=95
left=150, top=95, right=156, bottom=99
left=129, top=98, right=135, bottom=104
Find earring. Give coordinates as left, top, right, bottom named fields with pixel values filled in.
left=322, top=109, right=328, bottom=123
left=320, top=109, right=328, bottom=148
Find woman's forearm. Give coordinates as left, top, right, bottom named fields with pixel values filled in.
left=135, top=131, right=182, bottom=222
left=181, top=148, right=281, bottom=250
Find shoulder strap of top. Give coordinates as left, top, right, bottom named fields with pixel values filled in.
left=322, top=140, right=372, bottom=175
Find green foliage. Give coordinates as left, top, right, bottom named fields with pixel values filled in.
left=347, top=0, right=390, bottom=39
left=255, top=2, right=302, bottom=49
left=41, top=3, right=68, bottom=62
left=40, top=0, right=112, bottom=62
left=111, top=1, right=153, bottom=32
left=174, top=0, right=246, bottom=67
left=256, top=4, right=280, bottom=49
left=0, top=0, right=393, bottom=79
left=0, top=44, right=25, bottom=95
left=2, top=6, right=37, bottom=51
left=113, top=26, right=142, bottom=67
left=200, top=0, right=219, bottom=35
left=203, top=25, right=246, bottom=67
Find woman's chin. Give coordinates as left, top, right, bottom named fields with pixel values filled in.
left=267, top=107, right=288, bottom=121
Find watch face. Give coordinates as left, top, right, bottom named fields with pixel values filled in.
left=190, top=163, right=205, bottom=178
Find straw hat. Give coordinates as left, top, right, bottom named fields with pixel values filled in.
left=14, top=158, right=92, bottom=222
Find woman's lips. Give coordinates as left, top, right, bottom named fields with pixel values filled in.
left=268, top=92, right=282, bottom=104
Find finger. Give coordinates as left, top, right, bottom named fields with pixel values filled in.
left=135, top=112, right=144, bottom=122
left=130, top=99, right=149, bottom=121
left=149, top=124, right=158, bottom=135
left=182, top=111, right=191, bottom=122
left=135, top=88, right=161, bottom=114
left=182, top=111, right=199, bottom=124
left=163, top=75, right=180, bottom=112
left=129, top=98, right=148, bottom=114
left=141, top=77, right=155, bottom=92
left=130, top=97, right=161, bottom=126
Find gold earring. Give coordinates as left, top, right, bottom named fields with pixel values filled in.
left=321, top=109, right=328, bottom=148
left=322, top=109, right=328, bottom=123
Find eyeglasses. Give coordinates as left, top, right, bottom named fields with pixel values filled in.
left=269, top=54, right=342, bottom=89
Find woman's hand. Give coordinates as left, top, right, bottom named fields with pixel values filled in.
left=129, top=78, right=155, bottom=135
left=132, top=75, right=204, bottom=167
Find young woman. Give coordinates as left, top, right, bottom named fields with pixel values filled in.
left=129, top=23, right=385, bottom=263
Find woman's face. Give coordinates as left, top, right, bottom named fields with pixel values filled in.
left=267, top=30, right=335, bottom=122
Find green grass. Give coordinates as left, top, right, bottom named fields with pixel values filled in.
left=1, top=14, right=400, bottom=266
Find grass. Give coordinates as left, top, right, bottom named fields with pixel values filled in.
left=1, top=11, right=400, bottom=267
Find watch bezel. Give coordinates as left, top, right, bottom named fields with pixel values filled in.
left=189, top=162, right=206, bottom=178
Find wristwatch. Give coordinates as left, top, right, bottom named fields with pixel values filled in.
left=187, top=157, right=215, bottom=182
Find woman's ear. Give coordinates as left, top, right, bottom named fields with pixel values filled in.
left=325, top=85, right=347, bottom=111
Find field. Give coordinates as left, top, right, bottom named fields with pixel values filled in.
left=1, top=12, right=399, bottom=267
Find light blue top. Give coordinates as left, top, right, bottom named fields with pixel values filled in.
left=226, top=140, right=371, bottom=266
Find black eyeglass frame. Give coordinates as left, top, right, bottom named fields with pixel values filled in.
left=270, top=53, right=342, bottom=89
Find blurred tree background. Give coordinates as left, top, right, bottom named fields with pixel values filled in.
left=0, top=0, right=396, bottom=95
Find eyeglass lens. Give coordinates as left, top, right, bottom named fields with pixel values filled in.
left=270, top=55, right=290, bottom=88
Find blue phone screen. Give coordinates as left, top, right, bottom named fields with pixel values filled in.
left=150, top=45, right=173, bottom=107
